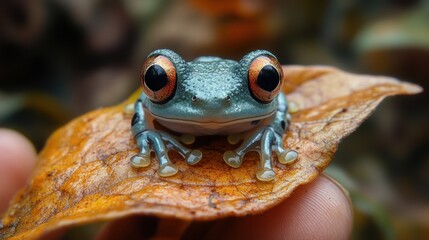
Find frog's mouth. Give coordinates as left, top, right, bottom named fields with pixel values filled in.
left=152, top=112, right=274, bottom=126
left=147, top=110, right=276, bottom=130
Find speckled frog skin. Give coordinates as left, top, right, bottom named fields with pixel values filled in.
left=131, top=49, right=298, bottom=181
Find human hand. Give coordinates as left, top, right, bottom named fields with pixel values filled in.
left=202, top=174, right=354, bottom=240
left=0, top=128, right=353, bottom=239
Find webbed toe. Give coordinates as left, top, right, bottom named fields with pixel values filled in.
left=158, top=162, right=179, bottom=177
left=256, top=168, right=276, bottom=181
left=186, top=150, right=203, bottom=165
left=279, top=150, right=298, bottom=164
left=130, top=154, right=151, bottom=168
left=223, top=151, right=243, bottom=168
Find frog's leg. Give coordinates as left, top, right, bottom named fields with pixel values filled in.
left=270, top=93, right=298, bottom=164
left=255, top=129, right=276, bottom=180
left=223, top=93, right=299, bottom=181
left=131, top=98, right=202, bottom=177
left=131, top=99, right=152, bottom=168
left=257, top=128, right=298, bottom=181
left=130, top=134, right=151, bottom=168
left=147, top=131, right=181, bottom=177
left=272, top=133, right=298, bottom=164
left=159, top=132, right=203, bottom=165
left=223, top=127, right=280, bottom=181
left=223, top=128, right=264, bottom=168
left=130, top=98, right=177, bottom=176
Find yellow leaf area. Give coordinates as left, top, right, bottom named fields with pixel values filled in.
left=0, top=66, right=421, bottom=239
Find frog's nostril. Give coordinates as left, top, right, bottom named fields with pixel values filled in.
left=191, top=95, right=197, bottom=102
left=226, top=96, right=231, bottom=102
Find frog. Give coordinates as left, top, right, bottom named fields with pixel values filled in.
left=130, top=49, right=298, bottom=181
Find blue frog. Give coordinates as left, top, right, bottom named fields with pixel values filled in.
left=130, top=49, right=298, bottom=181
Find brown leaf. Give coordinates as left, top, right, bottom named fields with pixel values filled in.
left=0, top=66, right=421, bottom=239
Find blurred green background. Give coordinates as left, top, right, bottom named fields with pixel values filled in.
left=0, top=0, right=428, bottom=239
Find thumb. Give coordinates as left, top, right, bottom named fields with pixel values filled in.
left=0, top=129, right=37, bottom=214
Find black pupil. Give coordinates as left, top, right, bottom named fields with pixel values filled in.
left=145, top=65, right=168, bottom=91
left=256, top=65, right=279, bottom=92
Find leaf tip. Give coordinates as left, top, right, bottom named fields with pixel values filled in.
left=406, top=83, right=423, bottom=94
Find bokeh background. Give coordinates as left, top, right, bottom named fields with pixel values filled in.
left=1, top=0, right=428, bottom=239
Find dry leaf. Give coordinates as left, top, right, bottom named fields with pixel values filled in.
left=0, top=66, right=421, bottom=240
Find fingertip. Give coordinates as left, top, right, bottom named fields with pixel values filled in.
left=210, top=174, right=353, bottom=240
left=284, top=174, right=353, bottom=239
left=0, top=128, right=37, bottom=212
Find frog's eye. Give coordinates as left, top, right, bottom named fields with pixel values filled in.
left=141, top=55, right=177, bottom=103
left=248, top=55, right=283, bottom=103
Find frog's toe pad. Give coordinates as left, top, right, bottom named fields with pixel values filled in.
left=130, top=154, right=151, bottom=168
left=227, top=134, right=242, bottom=145
left=223, top=151, right=242, bottom=168
left=279, top=150, right=298, bottom=164
left=158, top=163, right=178, bottom=177
left=180, top=134, right=195, bottom=145
left=186, top=150, right=203, bottom=165
left=256, top=168, right=276, bottom=181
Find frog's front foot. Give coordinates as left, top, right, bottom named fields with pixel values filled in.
left=131, top=130, right=202, bottom=177
left=223, top=127, right=298, bottom=181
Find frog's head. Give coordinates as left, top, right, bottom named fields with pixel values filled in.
left=140, top=49, right=284, bottom=130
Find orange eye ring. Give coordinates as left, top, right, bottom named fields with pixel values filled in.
left=248, top=55, right=283, bottom=103
left=141, top=55, right=177, bottom=104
